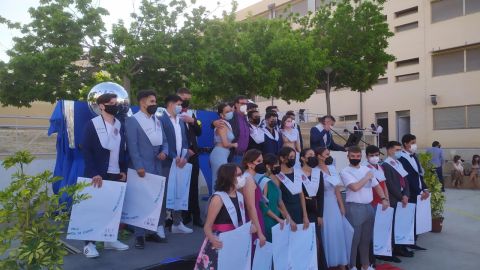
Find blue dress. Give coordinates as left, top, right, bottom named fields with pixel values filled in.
left=321, top=166, right=348, bottom=267
left=210, top=125, right=235, bottom=187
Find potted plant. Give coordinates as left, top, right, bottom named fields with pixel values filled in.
left=419, top=152, right=446, bottom=233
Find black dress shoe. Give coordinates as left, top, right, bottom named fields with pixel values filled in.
left=408, top=244, right=427, bottom=251
left=145, top=234, right=168, bottom=243
left=394, top=248, right=414, bottom=258
left=135, top=237, right=145, bottom=249
left=193, top=218, right=204, bottom=227
left=183, top=215, right=193, bottom=225
left=381, top=256, right=402, bottom=263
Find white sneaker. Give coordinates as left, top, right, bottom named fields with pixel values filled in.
left=172, top=222, right=193, bottom=234
left=83, top=242, right=99, bottom=258
left=104, top=240, right=129, bottom=251
left=157, top=225, right=166, bottom=238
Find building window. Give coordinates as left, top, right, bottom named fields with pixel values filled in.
left=434, top=105, right=480, bottom=129
left=432, top=50, right=464, bottom=76
left=375, top=78, right=388, bottom=85
left=395, top=6, right=418, bottom=18
left=339, top=115, right=358, bottom=122
left=396, top=72, right=420, bottom=82
left=466, top=46, right=480, bottom=72
left=291, top=0, right=308, bottom=17
left=432, top=0, right=480, bottom=23
left=396, top=58, right=420, bottom=68
left=394, top=21, right=418, bottom=32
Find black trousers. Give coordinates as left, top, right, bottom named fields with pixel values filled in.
left=185, top=155, right=201, bottom=219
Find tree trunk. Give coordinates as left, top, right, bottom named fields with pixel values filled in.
left=122, top=75, right=131, bottom=95
left=325, top=87, right=331, bottom=116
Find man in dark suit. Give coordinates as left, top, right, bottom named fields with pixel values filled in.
left=80, top=93, right=129, bottom=258
left=310, top=115, right=345, bottom=151
left=247, top=110, right=264, bottom=151
left=382, top=141, right=413, bottom=260
left=176, top=87, right=203, bottom=227
left=398, top=133, right=429, bottom=251
left=160, top=94, right=192, bottom=234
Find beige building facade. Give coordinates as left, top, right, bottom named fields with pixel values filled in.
left=237, top=0, right=480, bottom=149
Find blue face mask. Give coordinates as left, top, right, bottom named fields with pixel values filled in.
left=394, top=151, right=402, bottom=160
left=175, top=105, right=183, bottom=115
left=225, top=111, right=234, bottom=121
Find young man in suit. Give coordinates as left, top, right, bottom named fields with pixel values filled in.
left=160, top=94, right=192, bottom=234
left=262, top=111, right=282, bottom=155
left=125, top=90, right=169, bottom=248
left=80, top=93, right=129, bottom=258
left=176, top=87, right=204, bottom=227
left=381, top=141, right=413, bottom=261
left=247, top=110, right=264, bottom=151
left=310, top=115, right=346, bottom=152
left=398, top=134, right=429, bottom=251
left=229, top=95, right=250, bottom=164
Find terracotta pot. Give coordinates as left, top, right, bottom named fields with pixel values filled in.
left=431, top=217, right=444, bottom=233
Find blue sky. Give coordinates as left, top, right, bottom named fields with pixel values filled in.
left=0, top=0, right=259, bottom=62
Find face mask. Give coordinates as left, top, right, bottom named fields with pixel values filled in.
left=394, top=151, right=402, bottom=160
left=225, top=111, right=234, bottom=121
left=271, top=166, right=281, bottom=175
left=240, top=105, right=247, bottom=114
left=368, top=156, right=380, bottom=165
left=410, top=144, right=418, bottom=153
left=285, top=122, right=293, bottom=129
left=286, top=158, right=296, bottom=168
left=254, top=163, right=267, bottom=174
left=175, top=105, right=183, bottom=115
left=306, top=157, right=319, bottom=168
left=103, top=104, right=119, bottom=116
left=349, top=158, right=361, bottom=166
left=324, top=156, right=334, bottom=166
left=236, top=175, right=246, bottom=189
left=146, top=104, right=158, bottom=115
left=181, top=100, right=189, bottom=108
left=251, top=117, right=260, bottom=125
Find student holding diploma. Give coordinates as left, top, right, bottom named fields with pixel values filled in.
left=382, top=141, right=413, bottom=260
left=299, top=148, right=328, bottom=269
left=195, top=164, right=247, bottom=270
left=125, top=90, right=169, bottom=248
left=277, top=146, right=310, bottom=231
left=80, top=93, right=129, bottom=258
left=316, top=147, right=348, bottom=270
left=340, top=146, right=389, bottom=270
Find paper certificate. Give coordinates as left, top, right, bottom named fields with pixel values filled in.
left=416, top=195, right=432, bottom=235
left=121, top=169, right=166, bottom=231
left=288, top=223, right=317, bottom=270
left=272, top=223, right=290, bottom=270
left=373, top=205, right=394, bottom=256
left=67, top=177, right=126, bottom=242
left=252, top=240, right=273, bottom=270
left=166, top=162, right=192, bottom=210
left=217, top=222, right=252, bottom=270
left=394, top=202, right=416, bottom=245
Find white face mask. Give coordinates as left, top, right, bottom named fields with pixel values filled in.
left=410, top=144, right=418, bottom=153
left=236, top=175, right=246, bottom=189
left=240, top=105, right=247, bottom=114
left=368, top=156, right=380, bottom=165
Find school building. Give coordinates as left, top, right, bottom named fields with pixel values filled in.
left=236, top=0, right=480, bottom=150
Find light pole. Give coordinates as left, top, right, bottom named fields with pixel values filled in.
left=324, top=67, right=333, bottom=115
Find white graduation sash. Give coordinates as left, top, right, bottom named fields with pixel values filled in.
left=281, top=128, right=298, bottom=143
left=133, top=111, right=163, bottom=146
left=315, top=123, right=328, bottom=145
left=91, top=115, right=121, bottom=150
left=214, top=191, right=246, bottom=228
left=322, top=165, right=342, bottom=186
left=400, top=150, right=420, bottom=174
left=249, top=124, right=265, bottom=144
left=262, top=127, right=280, bottom=141
left=384, top=157, right=408, bottom=177
left=367, top=164, right=386, bottom=182
left=276, top=171, right=302, bottom=195
left=301, top=168, right=321, bottom=197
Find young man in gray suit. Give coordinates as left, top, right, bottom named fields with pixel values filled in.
left=125, top=90, right=169, bottom=248
left=160, top=94, right=192, bottom=234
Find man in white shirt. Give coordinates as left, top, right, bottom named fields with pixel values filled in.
left=340, top=146, right=389, bottom=270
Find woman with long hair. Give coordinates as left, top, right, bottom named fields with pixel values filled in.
left=280, top=114, right=301, bottom=153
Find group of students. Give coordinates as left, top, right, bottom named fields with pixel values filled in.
left=80, top=88, right=204, bottom=258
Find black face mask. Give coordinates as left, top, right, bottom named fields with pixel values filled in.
left=103, top=104, right=119, bottom=116
left=181, top=100, right=189, bottom=108
left=254, top=163, right=267, bottom=174
left=349, top=158, right=361, bottom=166
left=146, top=104, right=158, bottom=115
left=286, top=158, right=296, bottom=168
left=251, top=117, right=261, bottom=125
left=306, top=157, right=319, bottom=168
left=271, top=166, right=281, bottom=175
left=324, top=156, right=334, bottom=166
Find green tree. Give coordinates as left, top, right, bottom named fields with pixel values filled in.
left=301, top=0, right=395, bottom=115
